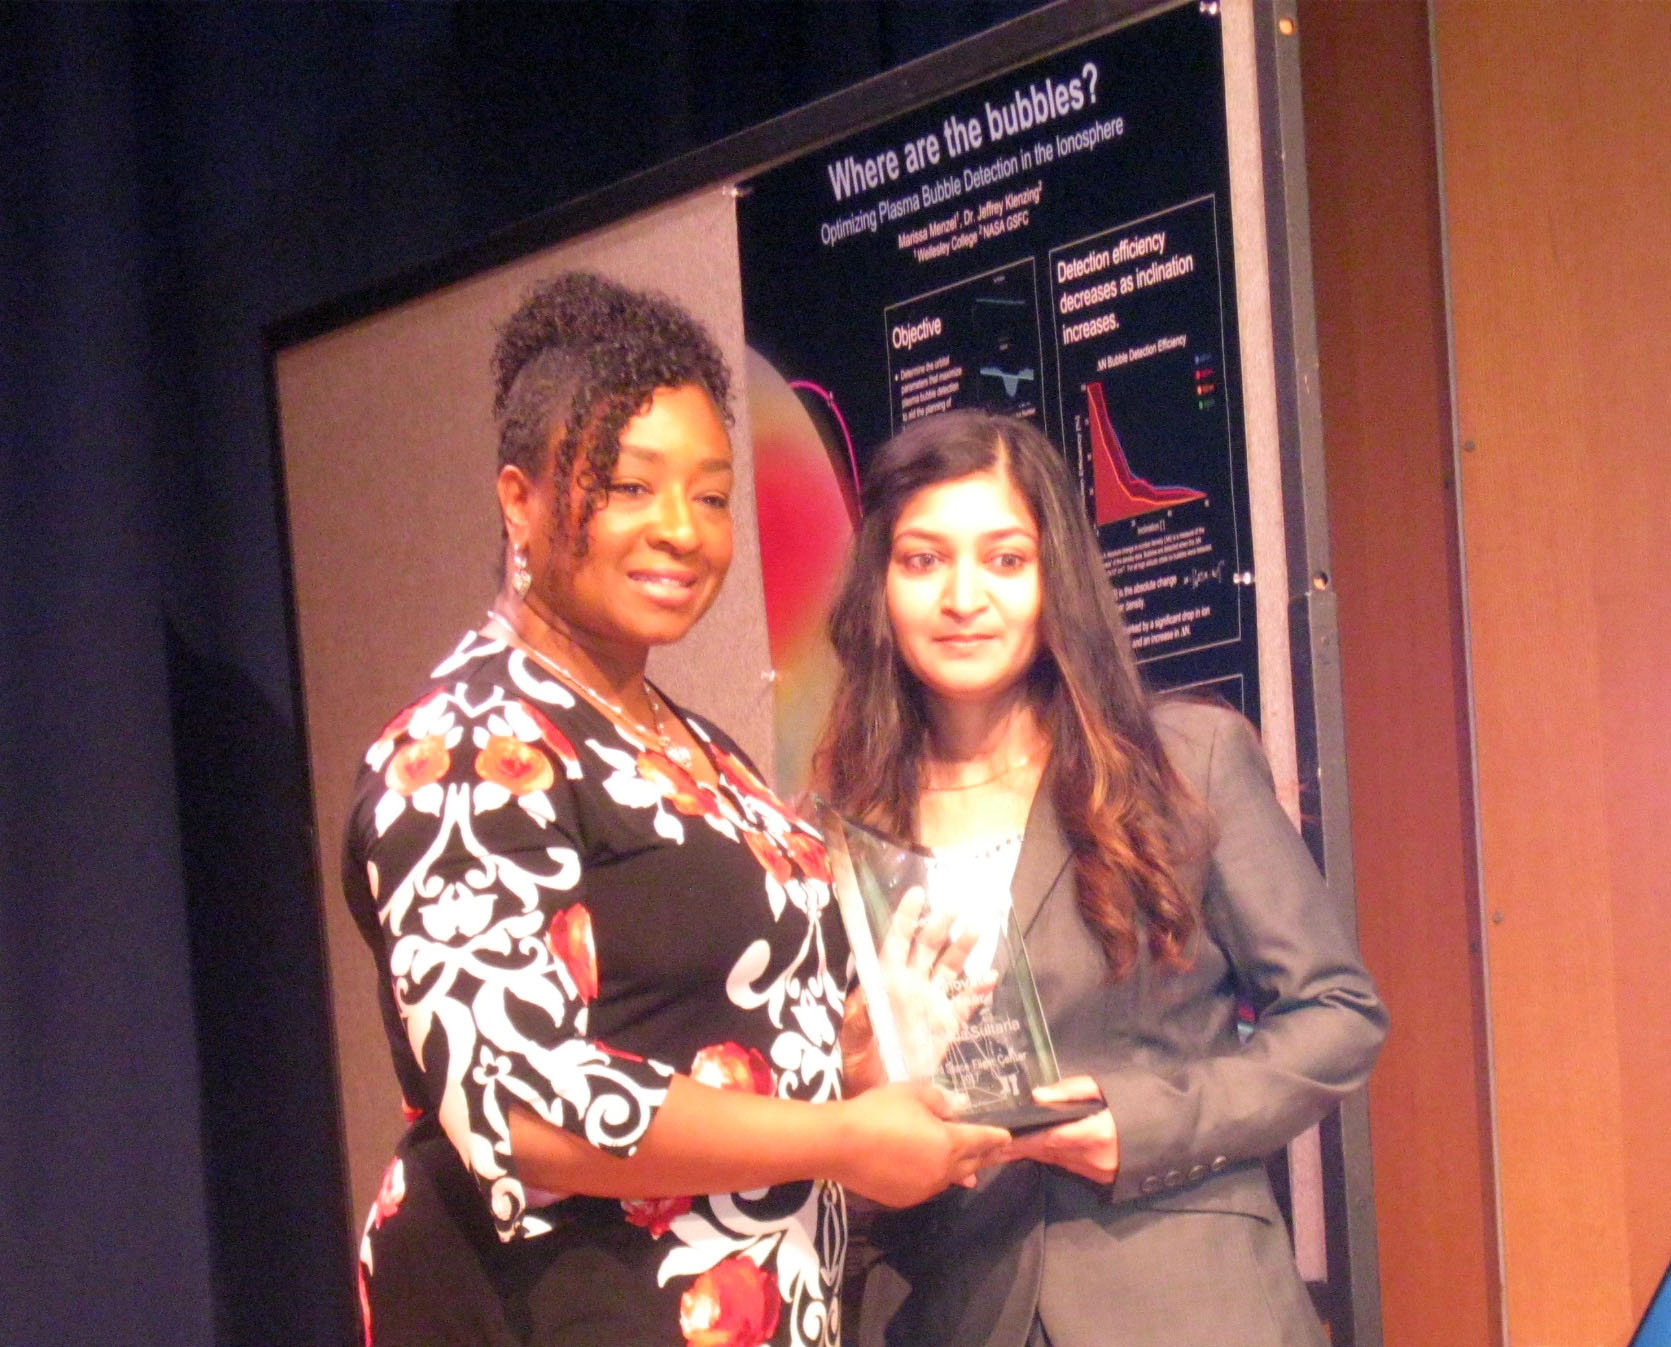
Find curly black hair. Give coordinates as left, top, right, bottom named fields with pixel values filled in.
left=492, top=272, right=733, bottom=553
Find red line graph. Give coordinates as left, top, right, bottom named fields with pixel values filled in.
left=1085, top=381, right=1206, bottom=525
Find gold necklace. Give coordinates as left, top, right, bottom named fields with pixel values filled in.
left=482, top=611, right=695, bottom=769
left=919, top=752, right=1033, bottom=792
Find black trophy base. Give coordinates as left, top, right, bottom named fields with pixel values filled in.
left=960, top=1097, right=1102, bottom=1135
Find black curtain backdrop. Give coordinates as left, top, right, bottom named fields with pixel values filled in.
left=0, top=3, right=1042, bottom=1344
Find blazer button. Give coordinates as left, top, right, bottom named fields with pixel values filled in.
left=1187, top=1164, right=1207, bottom=1183
left=1209, top=1156, right=1227, bottom=1173
left=1164, top=1170, right=1183, bottom=1188
left=1140, top=1175, right=1162, bottom=1195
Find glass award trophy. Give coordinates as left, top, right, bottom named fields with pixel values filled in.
left=816, top=800, right=1099, bottom=1133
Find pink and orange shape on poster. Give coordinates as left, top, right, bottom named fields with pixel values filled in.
left=746, top=352, right=860, bottom=794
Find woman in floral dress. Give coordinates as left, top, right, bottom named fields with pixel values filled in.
left=343, top=273, right=1007, bottom=1347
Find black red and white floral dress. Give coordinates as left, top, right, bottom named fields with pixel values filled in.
left=343, top=629, right=848, bottom=1347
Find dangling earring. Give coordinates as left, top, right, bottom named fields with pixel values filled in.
left=511, top=545, right=532, bottom=598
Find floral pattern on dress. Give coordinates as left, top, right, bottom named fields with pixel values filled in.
left=691, top=1041, right=776, bottom=1095
left=546, top=904, right=599, bottom=1003
left=680, top=1254, right=783, bottom=1347
left=349, top=630, right=847, bottom=1346
left=356, top=1158, right=407, bottom=1347
left=622, top=1192, right=694, bottom=1238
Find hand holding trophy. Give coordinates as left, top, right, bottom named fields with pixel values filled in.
left=841, top=884, right=995, bottom=1092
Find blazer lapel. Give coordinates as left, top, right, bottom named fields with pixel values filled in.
left=1011, top=786, right=1073, bottom=936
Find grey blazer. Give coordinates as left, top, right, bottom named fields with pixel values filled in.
left=860, top=700, right=1387, bottom=1347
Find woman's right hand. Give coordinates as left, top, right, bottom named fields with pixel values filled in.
left=873, top=886, right=997, bottom=1079
left=832, top=1080, right=1009, bottom=1207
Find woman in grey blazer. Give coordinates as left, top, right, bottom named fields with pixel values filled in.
left=816, top=410, right=1386, bottom=1347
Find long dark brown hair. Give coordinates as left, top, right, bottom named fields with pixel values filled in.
left=813, top=410, right=1207, bottom=977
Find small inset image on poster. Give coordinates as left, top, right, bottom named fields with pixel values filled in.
left=886, top=259, right=1045, bottom=430
left=1049, top=195, right=1242, bottom=664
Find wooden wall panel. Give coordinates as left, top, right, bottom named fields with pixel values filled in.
left=1297, top=4, right=1497, bottom=1343
left=1433, top=2, right=1671, bottom=1340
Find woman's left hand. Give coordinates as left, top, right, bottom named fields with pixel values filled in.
left=843, top=886, right=997, bottom=1095
left=1000, top=1075, right=1119, bottom=1184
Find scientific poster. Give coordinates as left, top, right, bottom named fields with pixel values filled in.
left=740, top=0, right=1255, bottom=712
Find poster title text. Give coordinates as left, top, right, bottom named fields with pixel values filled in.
left=824, top=62, right=1105, bottom=204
